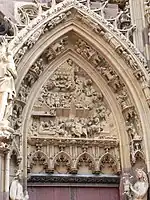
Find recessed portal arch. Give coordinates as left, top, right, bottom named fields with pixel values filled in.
left=7, top=1, right=150, bottom=195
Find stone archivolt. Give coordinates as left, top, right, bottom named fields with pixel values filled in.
left=0, top=1, right=149, bottom=199
left=13, top=33, right=144, bottom=168
left=10, top=1, right=147, bottom=71
left=1, top=1, right=149, bottom=195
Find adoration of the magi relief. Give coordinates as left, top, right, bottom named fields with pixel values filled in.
left=30, top=60, right=115, bottom=138
left=27, top=59, right=120, bottom=175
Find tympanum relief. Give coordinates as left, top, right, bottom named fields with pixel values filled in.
left=29, top=60, right=115, bottom=138
left=13, top=34, right=145, bottom=170
left=27, top=60, right=120, bottom=175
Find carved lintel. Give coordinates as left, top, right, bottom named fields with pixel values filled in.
left=28, top=137, right=119, bottom=148
left=28, top=174, right=120, bottom=185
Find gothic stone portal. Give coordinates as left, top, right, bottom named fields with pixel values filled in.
left=28, top=186, right=119, bottom=200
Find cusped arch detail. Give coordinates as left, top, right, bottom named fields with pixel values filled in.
left=75, top=152, right=96, bottom=173
left=99, top=152, right=119, bottom=174
left=28, top=150, right=49, bottom=173
left=52, top=151, right=72, bottom=167
left=52, top=151, right=72, bottom=173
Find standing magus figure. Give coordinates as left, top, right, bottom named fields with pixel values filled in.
left=9, top=170, right=29, bottom=200
left=0, top=40, right=17, bottom=123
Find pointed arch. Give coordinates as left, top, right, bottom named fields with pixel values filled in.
left=99, top=152, right=118, bottom=174
left=52, top=151, right=72, bottom=169
left=75, top=152, right=96, bottom=172
left=28, top=150, right=49, bottom=172
left=8, top=0, right=150, bottom=183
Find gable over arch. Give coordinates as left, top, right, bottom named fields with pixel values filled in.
left=6, top=0, right=150, bottom=191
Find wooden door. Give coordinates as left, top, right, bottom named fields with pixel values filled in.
left=28, top=186, right=120, bottom=200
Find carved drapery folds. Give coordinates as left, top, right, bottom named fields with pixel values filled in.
left=0, top=39, right=17, bottom=153
left=123, top=168, right=149, bottom=200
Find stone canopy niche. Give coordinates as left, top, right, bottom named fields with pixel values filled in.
left=27, top=59, right=120, bottom=175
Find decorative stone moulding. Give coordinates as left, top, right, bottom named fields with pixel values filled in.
left=28, top=174, right=120, bottom=185
left=13, top=0, right=134, bottom=40
left=9, top=0, right=148, bottom=74
left=14, top=33, right=144, bottom=167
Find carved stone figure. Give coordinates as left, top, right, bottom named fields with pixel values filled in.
left=130, top=169, right=149, bottom=200
left=28, top=60, right=115, bottom=139
left=124, top=169, right=149, bottom=200
left=9, top=170, right=29, bottom=200
left=0, top=41, right=17, bottom=123
left=29, top=121, right=38, bottom=136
